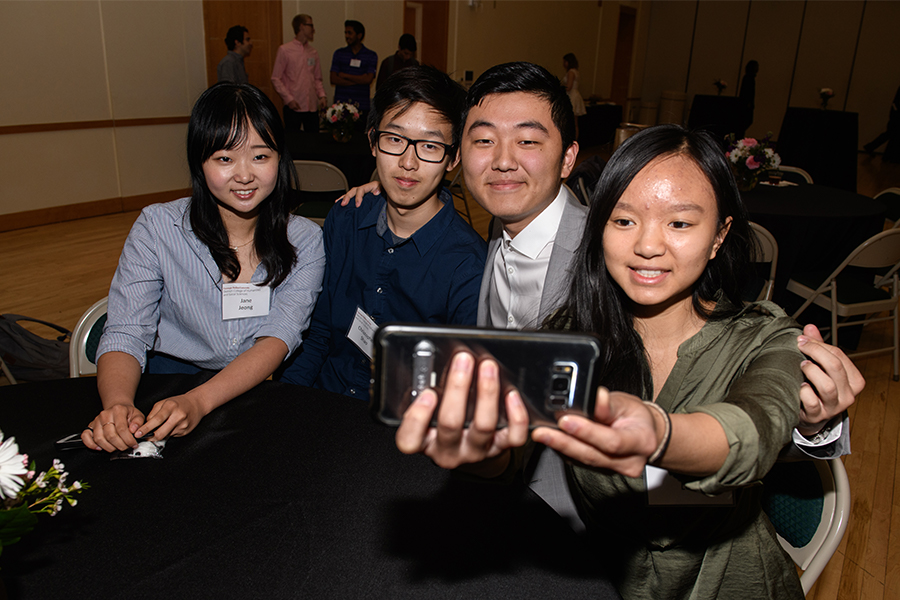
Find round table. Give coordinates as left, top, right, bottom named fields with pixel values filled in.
left=742, top=182, right=886, bottom=306
left=0, top=375, right=621, bottom=599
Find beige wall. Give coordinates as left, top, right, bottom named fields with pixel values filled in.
left=1, top=0, right=206, bottom=218
left=640, top=0, right=900, bottom=147
left=7, top=0, right=894, bottom=223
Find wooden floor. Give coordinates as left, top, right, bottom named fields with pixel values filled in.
left=1, top=151, right=899, bottom=599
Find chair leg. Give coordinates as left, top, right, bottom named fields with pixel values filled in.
left=0, top=356, right=17, bottom=385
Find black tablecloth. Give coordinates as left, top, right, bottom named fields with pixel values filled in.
left=286, top=131, right=376, bottom=188
left=743, top=182, right=886, bottom=306
left=579, top=104, right=623, bottom=148
left=0, top=376, right=620, bottom=599
left=777, top=107, right=859, bottom=192
left=687, top=95, right=745, bottom=144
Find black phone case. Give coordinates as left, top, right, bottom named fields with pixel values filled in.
left=371, top=324, right=602, bottom=428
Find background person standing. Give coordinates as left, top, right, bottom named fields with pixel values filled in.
left=272, top=14, right=327, bottom=134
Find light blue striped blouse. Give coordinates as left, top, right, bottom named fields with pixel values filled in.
left=97, top=197, right=325, bottom=371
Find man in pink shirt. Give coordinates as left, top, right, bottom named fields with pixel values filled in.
left=271, top=14, right=327, bottom=134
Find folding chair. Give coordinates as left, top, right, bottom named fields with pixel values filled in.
left=292, top=160, right=350, bottom=226
left=748, top=222, right=778, bottom=302
left=69, top=297, right=108, bottom=377
left=873, top=187, right=900, bottom=227
left=762, top=459, right=850, bottom=595
left=787, top=228, right=900, bottom=380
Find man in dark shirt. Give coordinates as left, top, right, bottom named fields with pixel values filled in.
left=376, top=34, right=419, bottom=91
left=217, top=26, right=251, bottom=84
left=330, top=20, right=378, bottom=128
left=279, top=65, right=486, bottom=398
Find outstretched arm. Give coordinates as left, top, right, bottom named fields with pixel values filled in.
left=335, top=180, right=382, bottom=206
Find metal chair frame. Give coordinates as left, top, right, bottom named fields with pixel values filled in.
left=749, top=222, right=778, bottom=302
left=69, top=297, right=108, bottom=378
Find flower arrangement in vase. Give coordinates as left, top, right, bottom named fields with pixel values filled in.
left=725, top=133, right=781, bottom=192
left=0, top=431, right=87, bottom=557
left=819, top=88, right=834, bottom=110
left=323, top=101, right=361, bottom=143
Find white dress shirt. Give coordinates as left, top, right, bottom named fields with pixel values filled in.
left=489, top=189, right=567, bottom=329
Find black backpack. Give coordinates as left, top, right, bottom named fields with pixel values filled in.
left=0, top=315, right=71, bottom=381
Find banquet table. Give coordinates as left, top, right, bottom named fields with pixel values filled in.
left=742, top=182, right=886, bottom=307
left=0, top=375, right=621, bottom=600
left=777, top=107, right=859, bottom=192
left=286, top=131, right=376, bottom=188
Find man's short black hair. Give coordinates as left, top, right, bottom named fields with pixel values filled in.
left=345, top=20, right=365, bottom=38
left=367, top=65, right=466, bottom=155
left=398, top=33, right=417, bottom=52
left=225, top=26, right=248, bottom=51
left=464, top=62, right=576, bottom=153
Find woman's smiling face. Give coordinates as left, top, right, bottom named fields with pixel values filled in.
left=202, top=124, right=278, bottom=220
left=602, top=153, right=731, bottom=313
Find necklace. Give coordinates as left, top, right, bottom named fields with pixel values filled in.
left=229, top=238, right=254, bottom=251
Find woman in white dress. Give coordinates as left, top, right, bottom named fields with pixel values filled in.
left=563, top=53, right=587, bottom=140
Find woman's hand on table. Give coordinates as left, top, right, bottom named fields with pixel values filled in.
left=532, top=388, right=661, bottom=479
left=82, top=404, right=146, bottom=452
left=395, top=351, right=530, bottom=476
left=135, top=394, right=209, bottom=441
left=796, top=324, right=864, bottom=435
left=335, top=181, right=382, bottom=207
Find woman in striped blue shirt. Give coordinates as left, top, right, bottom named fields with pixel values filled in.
left=82, top=83, right=325, bottom=452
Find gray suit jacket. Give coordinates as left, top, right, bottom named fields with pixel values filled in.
left=476, top=187, right=588, bottom=327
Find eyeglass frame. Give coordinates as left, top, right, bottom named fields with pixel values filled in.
left=371, top=130, right=455, bottom=164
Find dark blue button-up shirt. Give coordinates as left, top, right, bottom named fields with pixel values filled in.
left=280, top=190, right=486, bottom=399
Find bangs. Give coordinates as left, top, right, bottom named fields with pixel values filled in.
left=197, top=98, right=280, bottom=162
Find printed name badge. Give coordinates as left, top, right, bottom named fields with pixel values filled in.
left=307, top=57, right=316, bottom=66
left=350, top=58, right=362, bottom=68
left=644, top=465, right=734, bottom=506
left=222, top=283, right=270, bottom=320
left=347, top=306, right=377, bottom=360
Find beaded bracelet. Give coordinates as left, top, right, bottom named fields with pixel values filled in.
left=643, top=401, right=672, bottom=465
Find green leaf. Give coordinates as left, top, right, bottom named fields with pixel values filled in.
left=0, top=506, right=38, bottom=552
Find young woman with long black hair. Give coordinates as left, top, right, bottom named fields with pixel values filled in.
left=83, top=83, right=325, bottom=452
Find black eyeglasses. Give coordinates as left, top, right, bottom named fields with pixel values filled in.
left=374, top=131, right=453, bottom=163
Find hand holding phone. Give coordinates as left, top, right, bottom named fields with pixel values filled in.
left=371, top=324, right=602, bottom=429
left=395, top=350, right=531, bottom=473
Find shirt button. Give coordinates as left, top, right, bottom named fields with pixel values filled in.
left=507, top=267, right=514, bottom=274
left=507, top=315, right=514, bottom=324
left=376, top=287, right=383, bottom=294
left=350, top=388, right=356, bottom=395
left=232, top=337, right=239, bottom=346
left=387, top=248, right=394, bottom=254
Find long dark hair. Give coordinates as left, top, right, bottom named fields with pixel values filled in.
left=547, top=125, right=753, bottom=395
left=187, top=83, right=297, bottom=287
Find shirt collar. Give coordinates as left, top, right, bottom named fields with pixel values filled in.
left=502, top=187, right=567, bottom=259
left=359, top=188, right=455, bottom=256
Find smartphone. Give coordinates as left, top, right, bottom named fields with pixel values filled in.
left=371, top=324, right=603, bottom=429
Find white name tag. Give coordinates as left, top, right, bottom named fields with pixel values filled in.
left=346, top=306, right=377, bottom=360
left=350, top=58, right=362, bottom=68
left=222, top=283, right=270, bottom=320
left=644, top=465, right=734, bottom=506
left=307, top=57, right=316, bottom=66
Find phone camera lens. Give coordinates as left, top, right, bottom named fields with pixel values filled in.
left=552, top=376, right=569, bottom=392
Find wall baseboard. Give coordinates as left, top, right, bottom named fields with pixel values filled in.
left=0, top=189, right=192, bottom=232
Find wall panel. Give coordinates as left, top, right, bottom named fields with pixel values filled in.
left=741, top=0, right=805, bottom=139
left=1, top=129, right=119, bottom=214
left=641, top=1, right=695, bottom=102
left=686, top=1, right=748, bottom=104
left=790, top=1, right=862, bottom=110
left=115, top=125, right=190, bottom=198
left=846, top=1, right=900, bottom=150
left=1, top=1, right=110, bottom=126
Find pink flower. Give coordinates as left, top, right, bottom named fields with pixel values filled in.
left=330, top=114, right=338, bottom=123
left=746, top=156, right=762, bottom=170
left=741, top=138, right=758, bottom=148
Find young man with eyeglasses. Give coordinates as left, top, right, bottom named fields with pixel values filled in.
left=278, top=65, right=486, bottom=398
